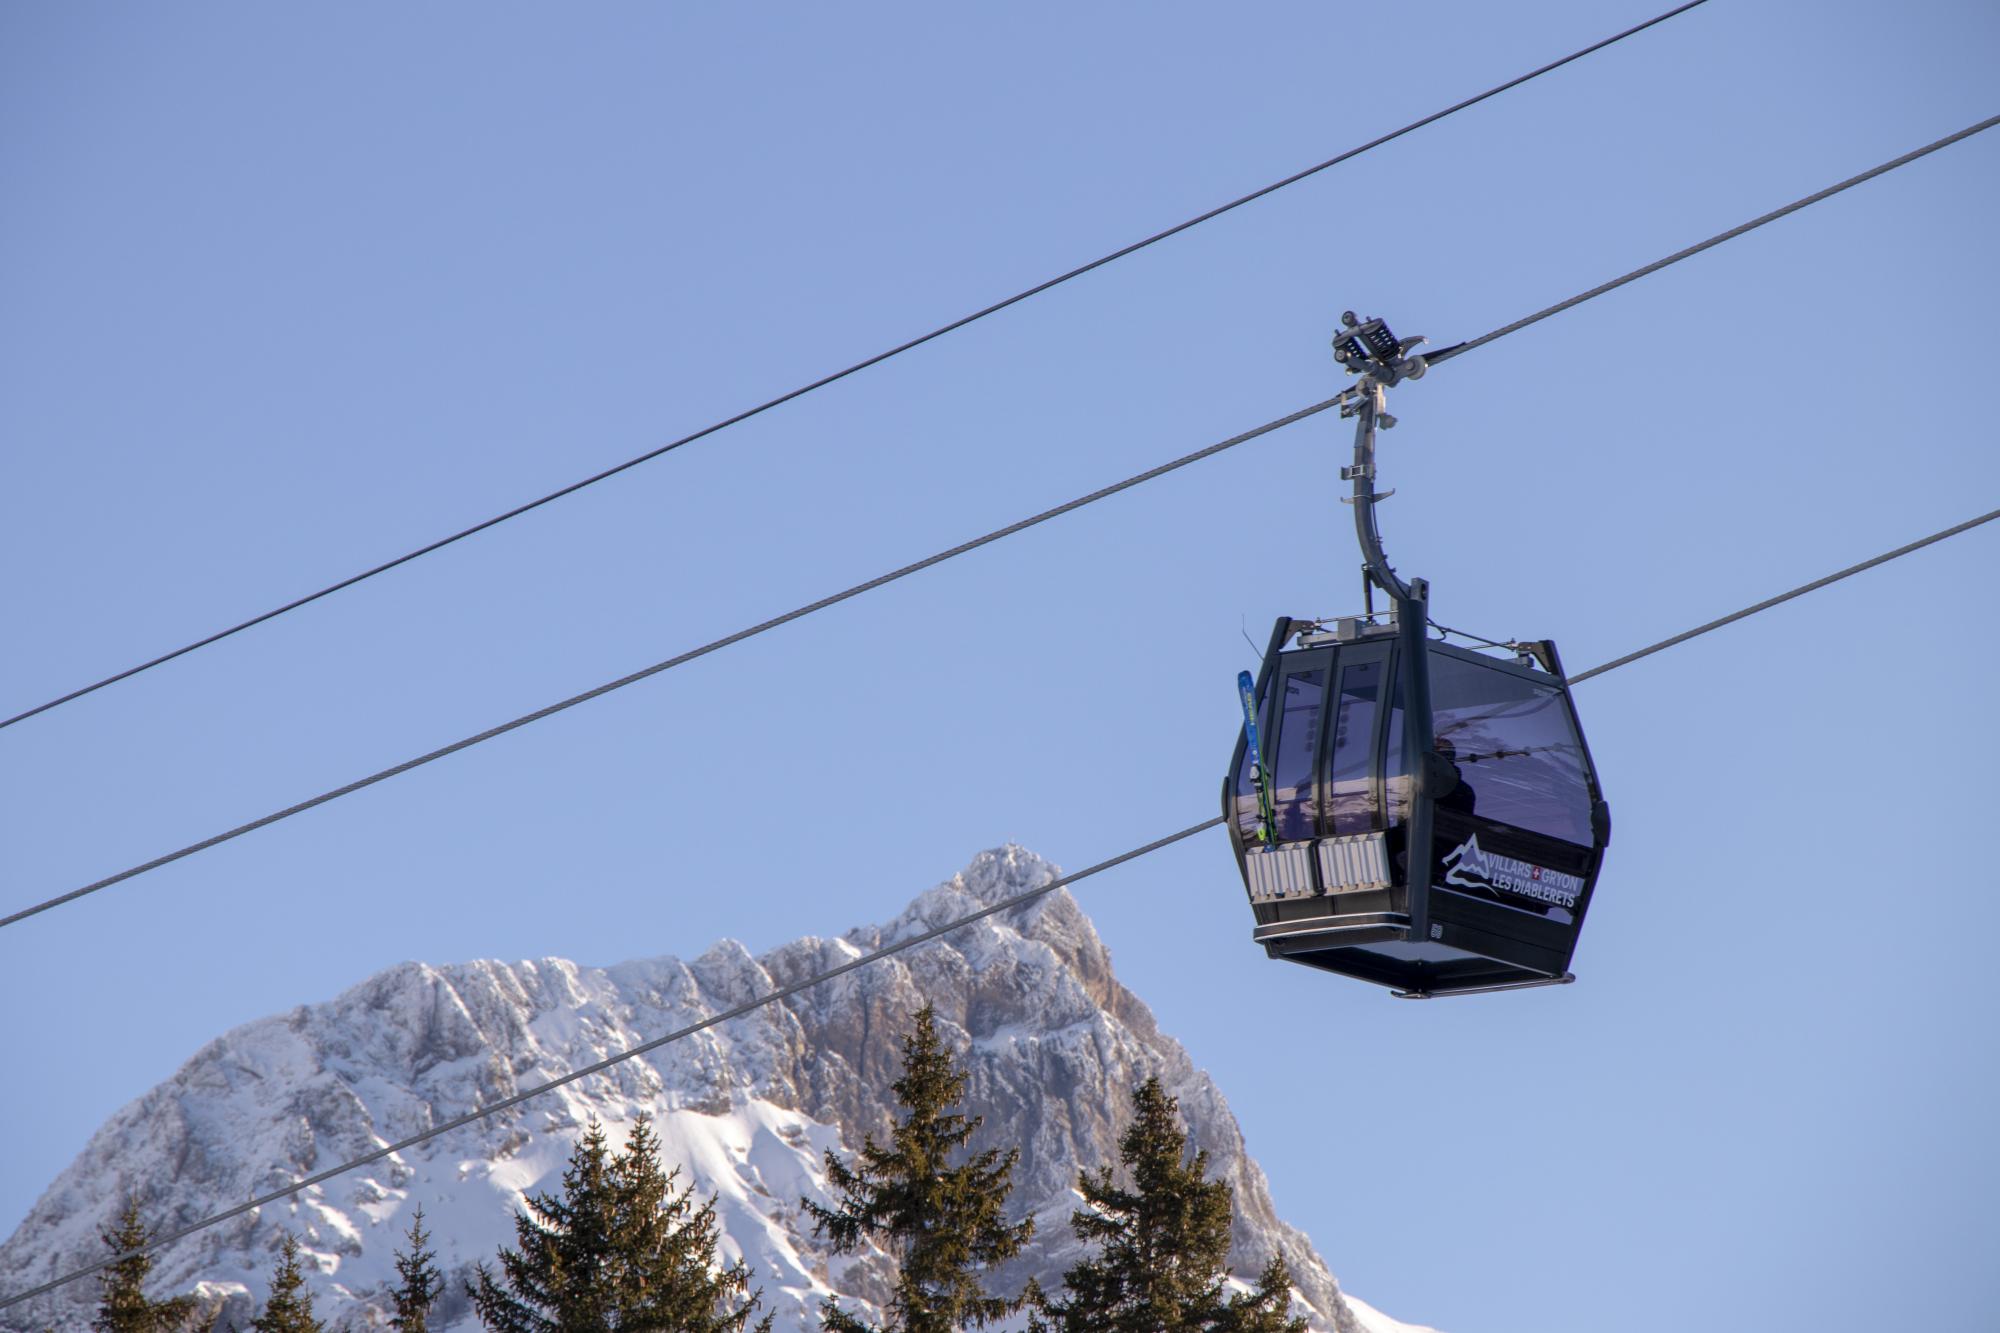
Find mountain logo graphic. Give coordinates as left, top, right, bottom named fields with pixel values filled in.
left=1441, top=834, right=1583, bottom=909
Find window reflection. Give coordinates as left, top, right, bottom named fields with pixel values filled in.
left=1325, top=659, right=1382, bottom=835
left=1238, top=649, right=1590, bottom=849
left=1384, top=675, right=1409, bottom=827
left=1270, top=668, right=1325, bottom=841
left=1429, top=653, right=1592, bottom=845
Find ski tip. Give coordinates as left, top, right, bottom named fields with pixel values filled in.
left=1237, top=670, right=1254, bottom=690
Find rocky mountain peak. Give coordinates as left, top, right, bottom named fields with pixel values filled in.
left=0, top=847, right=1422, bottom=1333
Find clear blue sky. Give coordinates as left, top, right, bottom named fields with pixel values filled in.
left=3, top=3, right=1996, bottom=1330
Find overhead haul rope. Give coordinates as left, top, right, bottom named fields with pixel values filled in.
left=10, top=501, right=2000, bottom=1313
left=4, top=112, right=1992, bottom=935
left=0, top=3, right=1713, bottom=733
left=1563, top=505, right=2000, bottom=683
left=1424, top=112, right=2000, bottom=368
left=0, top=399, right=1343, bottom=932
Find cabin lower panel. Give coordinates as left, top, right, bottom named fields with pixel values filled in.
left=1251, top=893, right=1570, bottom=995
left=1272, top=942, right=1560, bottom=995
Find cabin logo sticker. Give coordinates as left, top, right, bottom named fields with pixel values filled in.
left=1442, top=834, right=1582, bottom=909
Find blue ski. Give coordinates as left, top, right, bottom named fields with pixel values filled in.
left=1237, top=670, right=1277, bottom=845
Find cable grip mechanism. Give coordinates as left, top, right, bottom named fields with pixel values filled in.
left=1332, top=311, right=1427, bottom=604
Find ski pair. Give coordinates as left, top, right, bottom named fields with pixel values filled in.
left=1236, top=671, right=1276, bottom=845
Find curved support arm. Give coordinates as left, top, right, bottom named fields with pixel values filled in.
left=1349, top=380, right=1414, bottom=604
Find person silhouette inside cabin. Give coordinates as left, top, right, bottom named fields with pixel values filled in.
left=1433, top=733, right=1477, bottom=815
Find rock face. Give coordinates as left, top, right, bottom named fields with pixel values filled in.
left=0, top=848, right=1409, bottom=1332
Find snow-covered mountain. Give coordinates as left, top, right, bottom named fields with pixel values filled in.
left=0, top=847, right=1435, bottom=1333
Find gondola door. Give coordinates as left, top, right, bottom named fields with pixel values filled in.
left=1235, top=647, right=1332, bottom=902
left=1414, top=644, right=1610, bottom=982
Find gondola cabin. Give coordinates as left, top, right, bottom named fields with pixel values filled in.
left=1224, top=615, right=1610, bottom=997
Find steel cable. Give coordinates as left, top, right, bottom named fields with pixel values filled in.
left=1430, top=113, right=2000, bottom=365
left=8, top=110, right=1995, bottom=933
left=0, top=2, right=1713, bottom=732
left=0, top=399, right=1344, bottom=931
left=1566, top=507, right=2000, bottom=684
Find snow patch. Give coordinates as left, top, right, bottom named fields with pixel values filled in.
left=1344, top=1292, right=1443, bottom=1333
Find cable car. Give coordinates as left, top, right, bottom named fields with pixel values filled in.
left=1222, top=314, right=1610, bottom=998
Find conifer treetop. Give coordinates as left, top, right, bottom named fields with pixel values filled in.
left=389, top=1204, right=444, bottom=1333
left=805, top=1003, right=1034, bottom=1333
left=93, top=1199, right=205, bottom=1333
left=1036, top=1077, right=1304, bottom=1333
left=469, top=1114, right=771, bottom=1333
left=249, top=1234, right=323, bottom=1333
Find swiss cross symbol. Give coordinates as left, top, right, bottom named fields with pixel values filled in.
left=1531, top=866, right=1543, bottom=880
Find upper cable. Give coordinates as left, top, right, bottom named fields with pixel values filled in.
left=0, top=1, right=1713, bottom=732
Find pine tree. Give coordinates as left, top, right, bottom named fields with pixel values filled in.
left=469, top=1114, right=770, bottom=1332
left=249, top=1234, right=323, bottom=1333
left=1034, top=1077, right=1304, bottom=1333
left=389, top=1205, right=444, bottom=1332
left=804, top=1003, right=1033, bottom=1333
left=1218, top=1259, right=1307, bottom=1333
left=93, top=1198, right=206, bottom=1333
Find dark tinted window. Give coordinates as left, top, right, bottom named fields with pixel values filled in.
left=1233, top=686, right=1272, bottom=840
left=1270, top=667, right=1326, bottom=840
left=1324, top=658, right=1382, bottom=835
left=1429, top=652, right=1592, bottom=845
